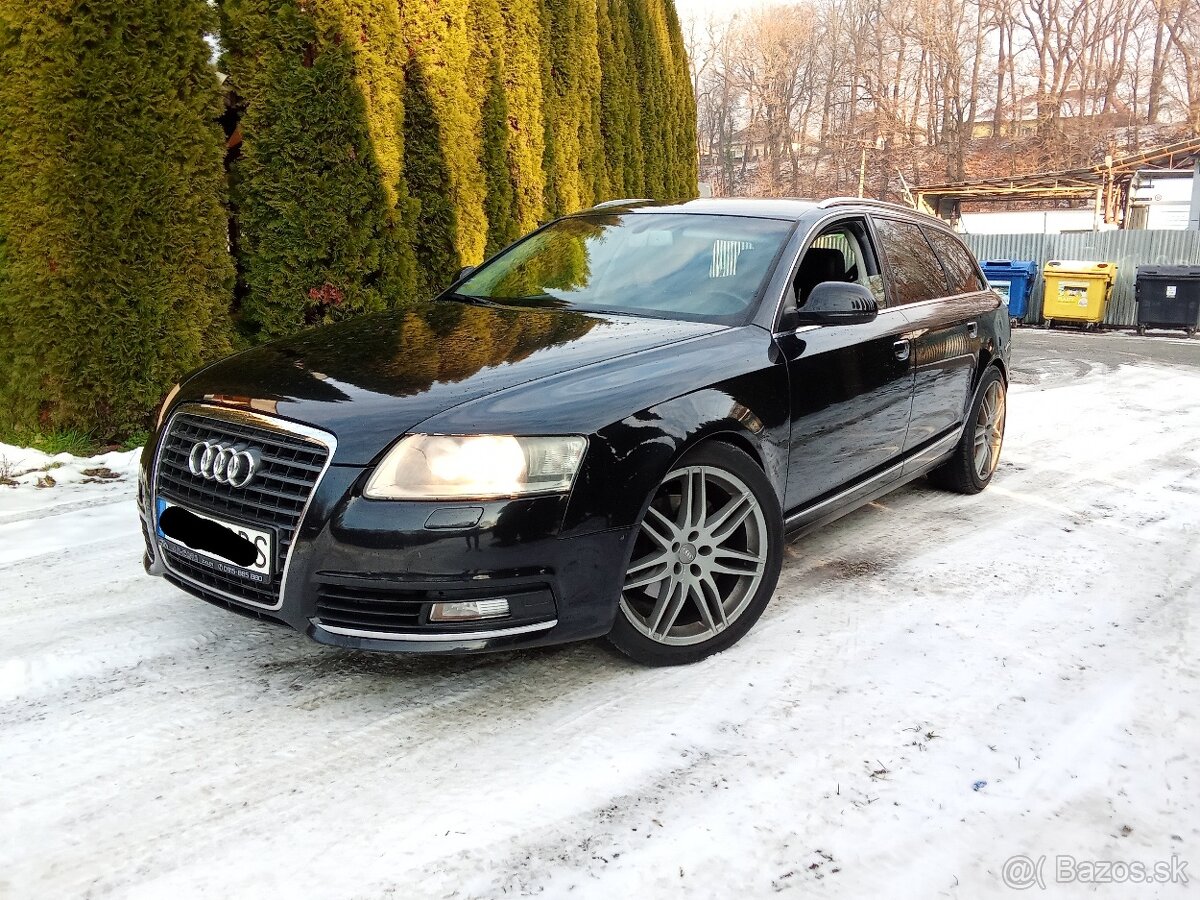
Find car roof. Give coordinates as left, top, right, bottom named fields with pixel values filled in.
left=574, top=196, right=944, bottom=226
left=573, top=197, right=821, bottom=220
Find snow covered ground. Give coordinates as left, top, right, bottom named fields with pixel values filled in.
left=1, top=335, right=1197, bottom=898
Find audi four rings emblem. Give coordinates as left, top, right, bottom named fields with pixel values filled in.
left=188, top=441, right=262, bottom=488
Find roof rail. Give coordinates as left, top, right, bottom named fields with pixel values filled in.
left=590, top=197, right=654, bottom=209
left=817, top=196, right=931, bottom=216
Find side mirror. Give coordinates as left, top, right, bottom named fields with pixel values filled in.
left=794, top=281, right=878, bottom=326
left=457, top=265, right=476, bottom=282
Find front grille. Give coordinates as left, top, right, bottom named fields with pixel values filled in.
left=316, top=583, right=426, bottom=632
left=164, top=570, right=290, bottom=628
left=154, top=410, right=330, bottom=608
left=164, top=546, right=281, bottom=607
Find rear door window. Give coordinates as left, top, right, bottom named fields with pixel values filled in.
left=923, top=226, right=985, bottom=294
left=872, top=217, right=951, bottom=305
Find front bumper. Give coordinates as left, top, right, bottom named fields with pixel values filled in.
left=141, top=450, right=634, bottom=655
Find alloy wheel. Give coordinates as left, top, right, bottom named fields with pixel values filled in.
left=620, top=464, right=768, bottom=646
left=973, top=380, right=1006, bottom=479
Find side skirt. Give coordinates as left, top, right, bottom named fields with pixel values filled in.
left=782, top=428, right=960, bottom=540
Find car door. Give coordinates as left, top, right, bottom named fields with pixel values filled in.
left=776, top=216, right=915, bottom=512
left=871, top=217, right=983, bottom=464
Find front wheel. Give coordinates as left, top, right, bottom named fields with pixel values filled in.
left=607, top=442, right=783, bottom=667
left=930, top=366, right=1007, bottom=495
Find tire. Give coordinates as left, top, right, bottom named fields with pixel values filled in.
left=607, top=442, right=783, bottom=666
left=929, top=366, right=1007, bottom=495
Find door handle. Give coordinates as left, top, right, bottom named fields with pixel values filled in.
left=967, top=321, right=978, bottom=338
left=893, top=339, right=911, bottom=362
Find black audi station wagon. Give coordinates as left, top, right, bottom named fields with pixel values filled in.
left=141, top=198, right=1010, bottom=666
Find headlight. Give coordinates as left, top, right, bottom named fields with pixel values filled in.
left=364, top=434, right=587, bottom=500
left=155, top=383, right=181, bottom=431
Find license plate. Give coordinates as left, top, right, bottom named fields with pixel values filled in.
left=156, top=498, right=273, bottom=578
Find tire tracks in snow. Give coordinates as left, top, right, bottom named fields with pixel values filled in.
left=0, top=492, right=132, bottom=526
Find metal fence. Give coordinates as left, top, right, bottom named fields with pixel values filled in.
left=961, top=230, right=1200, bottom=326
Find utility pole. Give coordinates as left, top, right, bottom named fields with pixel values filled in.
left=1189, top=158, right=1200, bottom=230
left=1103, top=153, right=1114, bottom=225
left=896, top=169, right=916, bottom=208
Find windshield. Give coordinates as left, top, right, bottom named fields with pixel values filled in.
left=453, top=213, right=794, bottom=324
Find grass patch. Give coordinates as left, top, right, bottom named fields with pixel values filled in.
left=119, top=429, right=149, bottom=453
left=0, top=426, right=101, bottom=457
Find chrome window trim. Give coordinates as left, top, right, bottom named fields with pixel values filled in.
left=312, top=619, right=558, bottom=642
left=771, top=323, right=823, bottom=338
left=889, top=290, right=994, bottom=314
left=151, top=402, right=337, bottom=612
left=771, top=291, right=991, bottom=340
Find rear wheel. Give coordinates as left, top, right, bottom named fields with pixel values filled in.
left=930, top=366, right=1006, bottom=495
left=608, top=443, right=783, bottom=667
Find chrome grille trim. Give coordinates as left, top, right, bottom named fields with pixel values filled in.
left=151, top=403, right=337, bottom=611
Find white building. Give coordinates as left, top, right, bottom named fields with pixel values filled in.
left=958, top=208, right=1108, bottom=235
left=957, top=168, right=1197, bottom=234
left=1126, top=169, right=1195, bottom=230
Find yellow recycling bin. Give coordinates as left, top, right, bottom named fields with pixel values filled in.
left=1042, top=260, right=1117, bottom=329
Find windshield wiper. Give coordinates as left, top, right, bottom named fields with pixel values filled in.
left=444, top=292, right=501, bottom=307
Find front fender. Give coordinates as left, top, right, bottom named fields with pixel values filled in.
left=561, top=372, right=790, bottom=537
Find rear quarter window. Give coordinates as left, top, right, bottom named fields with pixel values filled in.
left=873, top=217, right=951, bottom=305
left=923, top=226, right=985, bottom=295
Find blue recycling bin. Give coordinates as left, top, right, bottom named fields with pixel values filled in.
left=981, top=259, right=1038, bottom=324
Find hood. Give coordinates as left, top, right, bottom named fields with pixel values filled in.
left=177, top=301, right=724, bottom=464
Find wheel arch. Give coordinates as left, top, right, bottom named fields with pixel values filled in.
left=562, top=386, right=789, bottom=536
left=958, top=356, right=1008, bottom=445
left=700, top=429, right=766, bottom=470
left=652, top=393, right=784, bottom=505
left=976, top=344, right=1008, bottom=388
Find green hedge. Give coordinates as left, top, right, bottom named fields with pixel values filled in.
left=0, top=0, right=697, bottom=437
left=0, top=0, right=235, bottom=439
left=403, top=59, right=462, bottom=299
left=220, top=0, right=415, bottom=342
left=224, top=0, right=695, bottom=316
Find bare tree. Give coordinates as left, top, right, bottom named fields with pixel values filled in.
left=684, top=0, right=1198, bottom=199
left=1158, top=0, right=1200, bottom=128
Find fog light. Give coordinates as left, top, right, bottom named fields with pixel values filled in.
left=429, top=599, right=510, bottom=622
